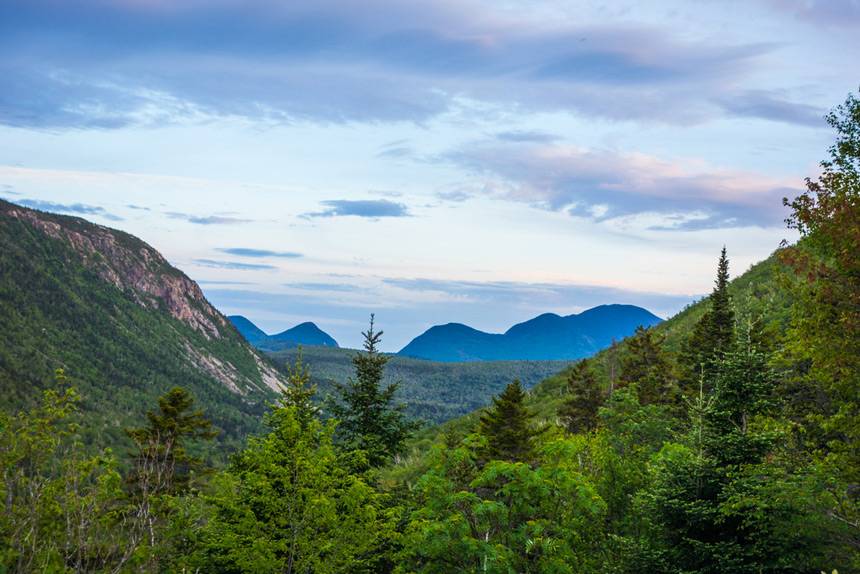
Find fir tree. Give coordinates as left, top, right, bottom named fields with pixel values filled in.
left=478, top=379, right=541, bottom=463
left=558, top=358, right=605, bottom=434
left=124, top=386, right=217, bottom=497
left=328, top=315, right=422, bottom=468
left=680, top=247, right=736, bottom=394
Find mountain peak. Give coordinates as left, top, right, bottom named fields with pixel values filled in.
left=399, top=305, right=662, bottom=362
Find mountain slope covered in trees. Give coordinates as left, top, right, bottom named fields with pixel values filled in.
left=267, top=344, right=569, bottom=424
left=0, top=199, right=284, bottom=460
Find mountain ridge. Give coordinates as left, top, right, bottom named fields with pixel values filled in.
left=398, top=304, right=662, bottom=362
left=0, top=199, right=284, bottom=459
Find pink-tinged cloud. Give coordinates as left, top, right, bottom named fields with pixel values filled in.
left=445, top=139, right=802, bottom=229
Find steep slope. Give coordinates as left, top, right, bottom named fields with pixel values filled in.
left=0, top=199, right=284, bottom=460
left=398, top=304, right=662, bottom=362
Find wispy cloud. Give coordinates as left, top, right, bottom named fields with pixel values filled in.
left=756, top=0, right=860, bottom=27
left=16, top=199, right=123, bottom=221
left=443, top=139, right=800, bottom=229
left=494, top=130, right=561, bottom=144
left=193, top=259, right=277, bottom=271
left=216, top=248, right=302, bottom=258
left=303, top=199, right=411, bottom=219
left=167, top=212, right=253, bottom=225
left=284, top=282, right=362, bottom=292
left=716, top=89, right=825, bottom=126
left=0, top=0, right=807, bottom=129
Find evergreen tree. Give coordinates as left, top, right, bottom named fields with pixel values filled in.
left=619, top=326, right=675, bottom=406
left=558, top=358, right=605, bottom=434
left=328, top=315, right=422, bottom=468
left=680, top=247, right=736, bottom=394
left=637, top=332, right=826, bottom=573
left=478, top=379, right=542, bottom=463
left=273, top=346, right=320, bottom=431
left=124, top=386, right=217, bottom=497
left=200, top=405, right=395, bottom=574
left=123, top=386, right=217, bottom=571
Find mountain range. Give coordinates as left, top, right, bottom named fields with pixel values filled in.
left=231, top=304, right=661, bottom=363
left=397, top=305, right=663, bottom=362
left=228, top=316, right=339, bottom=349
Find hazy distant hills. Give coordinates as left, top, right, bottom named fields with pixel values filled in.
left=228, top=316, right=339, bottom=350
left=398, top=304, right=663, bottom=362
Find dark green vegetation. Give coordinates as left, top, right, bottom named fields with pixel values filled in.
left=267, top=344, right=569, bottom=425
left=398, top=304, right=662, bottom=362
left=0, top=199, right=284, bottom=462
left=4, top=89, right=860, bottom=573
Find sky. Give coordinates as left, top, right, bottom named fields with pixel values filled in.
left=1, top=0, right=858, bottom=351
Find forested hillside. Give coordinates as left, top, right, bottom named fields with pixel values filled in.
left=267, top=344, right=569, bottom=424
left=0, top=200, right=283, bottom=460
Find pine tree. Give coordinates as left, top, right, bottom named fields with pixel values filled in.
left=478, top=379, right=542, bottom=463
left=558, top=358, right=605, bottom=434
left=328, top=315, right=422, bottom=468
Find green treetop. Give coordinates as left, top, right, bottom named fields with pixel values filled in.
left=328, top=315, right=422, bottom=469
left=478, top=379, right=544, bottom=463
left=124, top=385, right=217, bottom=497
left=558, top=358, right=605, bottom=434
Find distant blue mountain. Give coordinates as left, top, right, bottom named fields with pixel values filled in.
left=398, top=304, right=662, bottom=362
left=228, top=316, right=339, bottom=349
left=269, top=322, right=339, bottom=347
left=227, top=315, right=269, bottom=343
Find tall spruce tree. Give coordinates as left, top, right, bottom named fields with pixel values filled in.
left=273, top=346, right=320, bottom=431
left=328, top=315, right=422, bottom=468
left=680, top=247, right=736, bottom=394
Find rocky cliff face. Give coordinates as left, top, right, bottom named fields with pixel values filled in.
left=7, top=205, right=228, bottom=340
left=1, top=199, right=283, bottom=395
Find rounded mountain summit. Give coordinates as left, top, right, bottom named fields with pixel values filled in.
left=397, top=304, right=662, bottom=362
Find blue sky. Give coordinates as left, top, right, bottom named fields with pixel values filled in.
left=2, top=0, right=858, bottom=350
